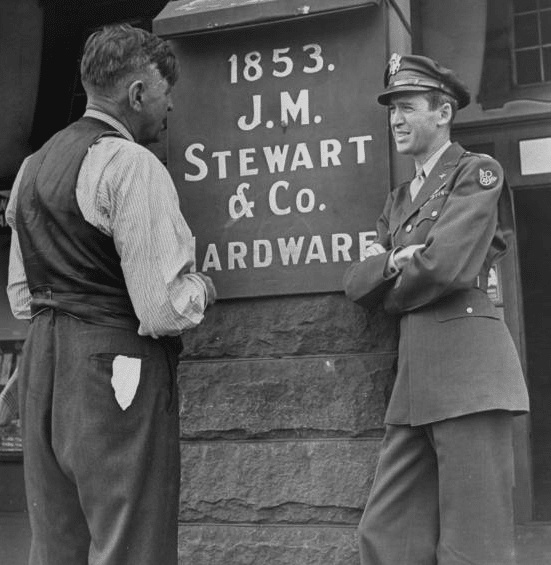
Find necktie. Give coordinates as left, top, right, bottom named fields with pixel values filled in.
left=409, top=169, right=425, bottom=201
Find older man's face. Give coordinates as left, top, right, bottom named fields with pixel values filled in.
left=135, top=65, right=174, bottom=145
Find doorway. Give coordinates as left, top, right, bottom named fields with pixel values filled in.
left=514, top=186, right=551, bottom=521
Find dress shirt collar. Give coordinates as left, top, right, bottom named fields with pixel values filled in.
left=83, top=109, right=134, bottom=141
left=418, top=139, right=452, bottom=178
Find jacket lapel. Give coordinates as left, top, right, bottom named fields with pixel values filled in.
left=401, top=142, right=465, bottom=223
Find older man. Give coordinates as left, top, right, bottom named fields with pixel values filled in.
left=344, top=54, right=529, bottom=565
left=7, top=24, right=215, bottom=565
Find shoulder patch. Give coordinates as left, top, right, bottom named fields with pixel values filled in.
left=478, top=168, right=498, bottom=188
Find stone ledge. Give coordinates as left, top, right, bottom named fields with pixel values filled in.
left=177, top=523, right=359, bottom=565
left=179, top=353, right=395, bottom=439
left=181, top=294, right=398, bottom=359
left=180, top=438, right=380, bottom=523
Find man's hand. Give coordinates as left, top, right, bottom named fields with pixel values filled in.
left=362, top=243, right=386, bottom=260
left=195, top=273, right=217, bottom=305
left=394, top=244, right=425, bottom=270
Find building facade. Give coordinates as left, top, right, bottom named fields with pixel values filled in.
left=1, top=1, right=550, bottom=563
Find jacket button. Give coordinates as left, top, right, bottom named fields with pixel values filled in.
left=466, top=307, right=473, bottom=313
left=431, top=210, right=438, bottom=217
left=405, top=225, right=412, bottom=233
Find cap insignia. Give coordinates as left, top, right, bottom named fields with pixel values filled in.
left=479, top=168, right=498, bottom=188
left=388, top=53, right=402, bottom=76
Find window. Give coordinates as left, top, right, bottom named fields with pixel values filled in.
left=478, top=0, right=551, bottom=108
left=513, top=0, right=551, bottom=85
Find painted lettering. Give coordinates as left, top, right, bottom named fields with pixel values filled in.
left=269, top=180, right=291, bottom=216
left=237, top=94, right=262, bottom=131
left=348, top=135, right=373, bottom=164
left=280, top=89, right=310, bottom=126
left=253, top=239, right=273, bottom=267
left=184, top=143, right=208, bottom=181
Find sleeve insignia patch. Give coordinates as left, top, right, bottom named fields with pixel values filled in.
left=479, top=168, right=498, bottom=187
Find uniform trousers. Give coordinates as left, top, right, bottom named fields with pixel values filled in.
left=19, top=310, right=181, bottom=565
left=358, top=411, right=516, bottom=565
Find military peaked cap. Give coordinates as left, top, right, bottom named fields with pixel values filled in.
left=377, top=53, right=470, bottom=109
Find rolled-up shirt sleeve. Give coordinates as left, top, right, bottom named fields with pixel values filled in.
left=7, top=231, right=32, bottom=320
left=6, top=158, right=32, bottom=320
left=99, top=141, right=208, bottom=337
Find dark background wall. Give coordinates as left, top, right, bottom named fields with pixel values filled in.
left=0, top=0, right=43, bottom=190
left=515, top=188, right=551, bottom=521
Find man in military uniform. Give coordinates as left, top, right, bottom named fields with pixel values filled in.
left=343, top=54, right=529, bottom=565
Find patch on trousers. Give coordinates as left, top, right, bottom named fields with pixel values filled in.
left=479, top=168, right=498, bottom=188
left=111, top=355, right=141, bottom=410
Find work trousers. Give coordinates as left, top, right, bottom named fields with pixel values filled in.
left=358, top=411, right=516, bottom=565
left=19, top=310, right=181, bottom=565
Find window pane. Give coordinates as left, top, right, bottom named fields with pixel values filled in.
left=516, top=49, right=542, bottom=83
left=541, top=10, right=551, bottom=42
left=515, top=13, right=540, bottom=47
left=543, top=45, right=551, bottom=79
left=514, top=0, right=538, bottom=12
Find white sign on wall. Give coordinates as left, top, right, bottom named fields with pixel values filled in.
left=519, top=137, right=551, bottom=176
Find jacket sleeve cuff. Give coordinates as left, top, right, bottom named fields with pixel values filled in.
left=383, top=247, right=403, bottom=278
left=343, top=252, right=394, bottom=309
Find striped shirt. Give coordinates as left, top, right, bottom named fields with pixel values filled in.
left=6, top=110, right=208, bottom=338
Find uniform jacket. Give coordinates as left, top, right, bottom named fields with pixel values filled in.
left=344, top=142, right=529, bottom=425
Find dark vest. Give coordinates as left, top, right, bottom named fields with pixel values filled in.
left=16, top=117, right=139, bottom=331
